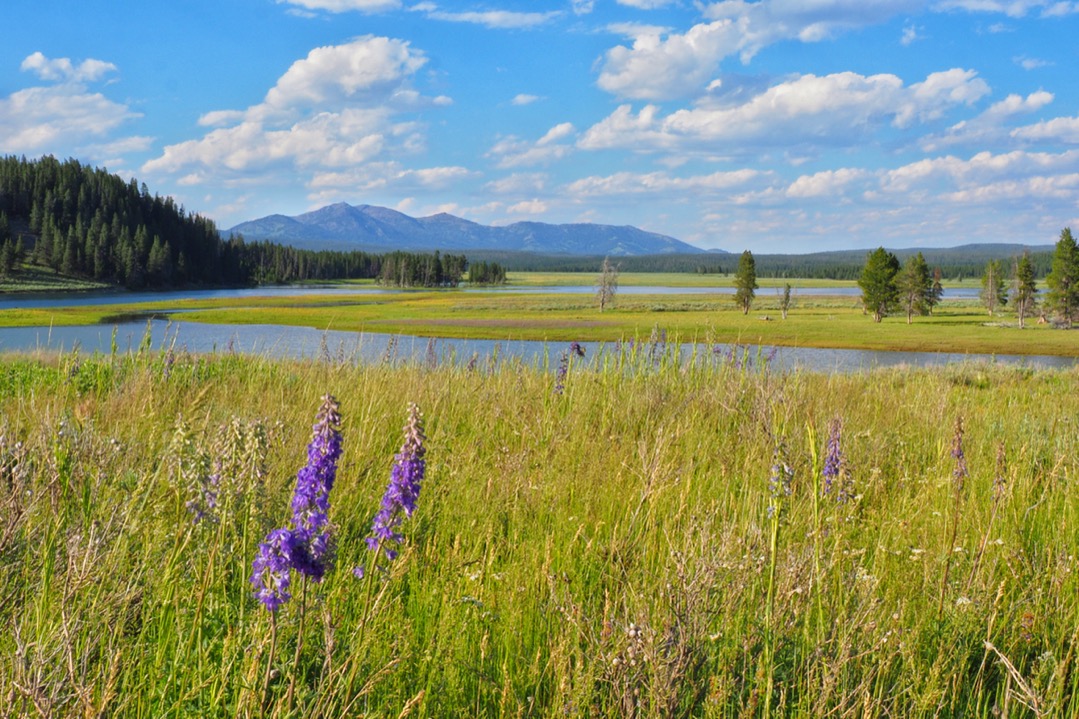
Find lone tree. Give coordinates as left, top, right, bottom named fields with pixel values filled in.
left=1046, top=227, right=1079, bottom=327
left=1012, top=252, right=1037, bottom=329
left=779, top=283, right=793, bottom=319
left=733, top=250, right=758, bottom=315
left=979, top=260, right=1008, bottom=317
left=858, top=247, right=900, bottom=322
left=896, top=251, right=933, bottom=324
left=596, top=256, right=619, bottom=312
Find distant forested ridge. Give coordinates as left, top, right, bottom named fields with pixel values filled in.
left=0, top=156, right=464, bottom=288
left=466, top=245, right=1055, bottom=280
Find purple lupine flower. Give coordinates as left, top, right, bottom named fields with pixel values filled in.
left=250, top=395, right=342, bottom=610
left=822, top=418, right=842, bottom=496
left=569, top=341, right=585, bottom=358
left=553, top=351, right=569, bottom=396
left=288, top=395, right=342, bottom=580
left=363, top=404, right=425, bottom=566
left=251, top=528, right=297, bottom=611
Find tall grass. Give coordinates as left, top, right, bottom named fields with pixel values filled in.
left=0, top=342, right=1076, bottom=717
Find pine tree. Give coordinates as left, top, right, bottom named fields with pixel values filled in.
left=1046, top=227, right=1079, bottom=327
left=1012, top=253, right=1037, bottom=329
left=733, top=250, right=758, bottom=315
left=896, top=252, right=933, bottom=324
left=979, top=260, right=1008, bottom=317
left=858, top=247, right=900, bottom=322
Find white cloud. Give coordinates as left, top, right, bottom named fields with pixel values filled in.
left=507, top=199, right=549, bottom=214
left=901, top=23, right=923, bottom=44
left=617, top=0, right=677, bottom=7
left=1014, top=55, right=1051, bottom=69
left=276, top=0, right=400, bottom=12
left=486, top=123, right=577, bottom=168
left=1012, top=115, right=1079, bottom=143
left=20, top=52, right=118, bottom=82
left=484, top=173, right=549, bottom=195
left=786, top=168, right=872, bottom=198
left=581, top=69, right=988, bottom=154
left=565, top=169, right=764, bottom=197
left=143, top=37, right=441, bottom=179
left=597, top=1, right=924, bottom=101
left=921, top=90, right=1053, bottom=150
left=933, top=0, right=1079, bottom=16
left=412, top=4, right=561, bottom=28
left=572, top=0, right=595, bottom=14
left=0, top=85, right=139, bottom=155
left=511, top=94, right=541, bottom=106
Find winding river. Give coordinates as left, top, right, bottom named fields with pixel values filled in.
left=0, top=285, right=1072, bottom=372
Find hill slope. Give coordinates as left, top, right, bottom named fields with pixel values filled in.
left=228, top=203, right=706, bottom=256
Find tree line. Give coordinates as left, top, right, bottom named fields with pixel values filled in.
left=0, top=156, right=479, bottom=289
left=856, top=229, right=1079, bottom=328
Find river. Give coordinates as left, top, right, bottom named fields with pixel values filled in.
left=2, top=319, right=1075, bottom=373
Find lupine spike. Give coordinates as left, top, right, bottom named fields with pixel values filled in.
left=362, top=403, right=426, bottom=570
left=251, top=395, right=342, bottom=610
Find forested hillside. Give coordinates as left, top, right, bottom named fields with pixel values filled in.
left=0, top=156, right=466, bottom=288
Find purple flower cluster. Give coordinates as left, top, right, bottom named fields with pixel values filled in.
left=357, top=404, right=425, bottom=575
left=767, top=442, right=793, bottom=518
left=554, top=342, right=586, bottom=395
left=251, top=395, right=342, bottom=611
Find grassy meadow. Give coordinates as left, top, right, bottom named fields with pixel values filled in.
left=2, top=286, right=1077, bottom=357
left=1, top=342, right=1077, bottom=717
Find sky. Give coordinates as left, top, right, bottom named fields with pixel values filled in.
left=2, top=0, right=1078, bottom=253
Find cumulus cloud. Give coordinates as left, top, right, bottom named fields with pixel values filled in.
left=786, top=168, right=872, bottom=198
left=305, top=162, right=478, bottom=204
left=511, top=94, right=541, bottom=106
left=920, top=90, right=1053, bottom=150
left=486, top=123, right=577, bottom=168
left=0, top=53, right=139, bottom=156
left=596, top=1, right=924, bottom=100
left=20, top=51, right=118, bottom=83
left=1012, top=115, right=1079, bottom=143
left=507, top=199, right=549, bottom=215
left=581, top=69, right=988, bottom=154
left=143, top=36, right=444, bottom=180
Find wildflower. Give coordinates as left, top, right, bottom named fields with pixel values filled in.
left=250, top=395, right=342, bottom=610
left=251, top=528, right=297, bottom=611
left=993, top=442, right=1007, bottom=503
left=288, top=395, right=342, bottom=580
left=365, top=403, right=426, bottom=563
left=822, top=417, right=851, bottom=501
left=554, top=342, right=585, bottom=396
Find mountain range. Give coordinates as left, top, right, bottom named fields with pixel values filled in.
left=228, top=203, right=707, bottom=256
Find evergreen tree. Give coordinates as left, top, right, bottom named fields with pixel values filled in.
left=733, top=250, right=758, bottom=315
left=858, top=247, right=900, bottom=322
left=896, top=252, right=933, bottom=324
left=929, top=267, right=944, bottom=314
left=0, top=237, right=15, bottom=277
left=1012, top=253, right=1037, bottom=329
left=979, top=260, right=1008, bottom=317
left=1046, top=227, right=1079, bottom=327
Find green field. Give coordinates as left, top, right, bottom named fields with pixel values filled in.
left=0, top=348, right=1076, bottom=717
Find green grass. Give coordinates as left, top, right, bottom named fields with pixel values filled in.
left=0, top=348, right=1076, bottom=717
left=0, top=265, right=115, bottom=293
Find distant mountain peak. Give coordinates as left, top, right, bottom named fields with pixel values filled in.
left=229, top=203, right=703, bottom=256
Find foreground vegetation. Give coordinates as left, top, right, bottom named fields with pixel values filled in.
left=0, top=346, right=1077, bottom=717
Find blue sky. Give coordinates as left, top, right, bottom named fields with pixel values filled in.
left=2, top=0, right=1078, bottom=253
